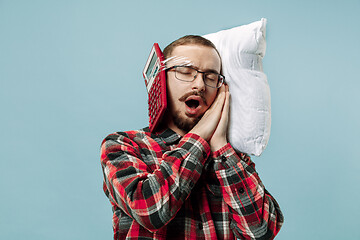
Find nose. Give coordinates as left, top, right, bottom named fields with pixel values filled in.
left=191, top=72, right=206, bottom=91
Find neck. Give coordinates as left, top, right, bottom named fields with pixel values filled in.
left=163, top=112, right=187, bottom=137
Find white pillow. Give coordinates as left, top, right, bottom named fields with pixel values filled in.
left=203, top=18, right=271, bottom=156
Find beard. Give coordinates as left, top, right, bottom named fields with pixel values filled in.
left=172, top=110, right=202, bottom=133
left=166, top=90, right=208, bottom=133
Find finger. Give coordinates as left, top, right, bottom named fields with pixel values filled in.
left=222, top=85, right=230, bottom=123
left=189, top=85, right=228, bottom=140
left=217, top=85, right=230, bottom=128
left=207, top=84, right=226, bottom=112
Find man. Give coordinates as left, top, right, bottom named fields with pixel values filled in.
left=100, top=35, right=284, bottom=239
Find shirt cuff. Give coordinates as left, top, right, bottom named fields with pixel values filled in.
left=179, top=133, right=211, bottom=165
left=210, top=143, right=246, bottom=171
left=210, top=143, right=232, bottom=158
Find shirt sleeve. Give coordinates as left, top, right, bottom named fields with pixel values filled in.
left=100, top=132, right=210, bottom=232
left=209, top=143, right=284, bottom=240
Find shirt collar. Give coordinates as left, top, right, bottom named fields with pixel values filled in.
left=155, top=128, right=182, bottom=145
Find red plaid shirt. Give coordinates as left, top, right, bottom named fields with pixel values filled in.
left=100, top=127, right=283, bottom=239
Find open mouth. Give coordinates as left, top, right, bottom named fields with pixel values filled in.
left=185, top=99, right=200, bottom=109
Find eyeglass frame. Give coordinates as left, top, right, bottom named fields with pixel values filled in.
left=165, top=65, right=225, bottom=89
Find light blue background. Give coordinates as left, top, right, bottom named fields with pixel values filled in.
left=1, top=0, right=359, bottom=239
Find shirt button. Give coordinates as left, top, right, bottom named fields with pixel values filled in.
left=202, top=152, right=207, bottom=159
left=238, top=187, right=245, bottom=194
left=221, top=156, right=227, bottom=162
left=198, top=222, right=203, bottom=230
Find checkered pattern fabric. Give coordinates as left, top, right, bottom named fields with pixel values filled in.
left=100, top=127, right=283, bottom=239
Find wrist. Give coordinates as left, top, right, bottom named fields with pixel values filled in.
left=189, top=128, right=210, bottom=142
left=210, top=139, right=228, bottom=152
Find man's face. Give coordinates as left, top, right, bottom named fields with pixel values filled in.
left=165, top=44, right=221, bottom=135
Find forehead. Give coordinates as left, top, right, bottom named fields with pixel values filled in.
left=169, top=44, right=221, bottom=72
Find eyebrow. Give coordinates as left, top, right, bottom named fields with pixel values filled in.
left=204, top=68, right=221, bottom=74
left=186, top=65, right=220, bottom=75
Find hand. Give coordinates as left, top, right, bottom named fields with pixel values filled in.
left=189, top=84, right=229, bottom=150
left=209, top=84, right=230, bottom=151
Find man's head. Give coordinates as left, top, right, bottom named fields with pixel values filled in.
left=162, top=35, right=223, bottom=136
left=163, top=35, right=221, bottom=61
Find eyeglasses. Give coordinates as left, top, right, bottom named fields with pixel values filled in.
left=166, top=65, right=225, bottom=89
